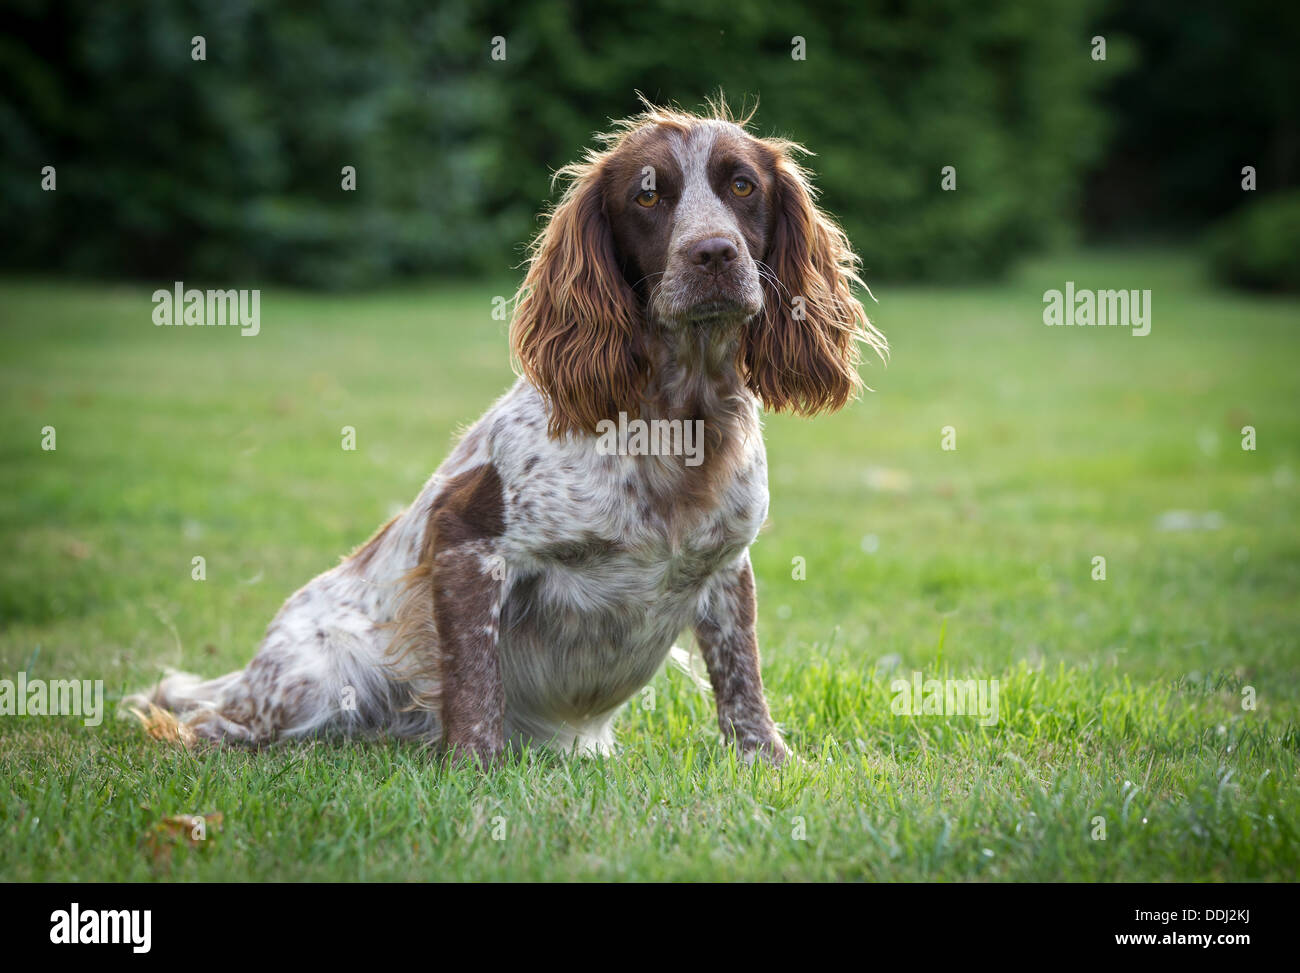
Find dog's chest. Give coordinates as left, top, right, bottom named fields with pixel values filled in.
left=497, top=454, right=767, bottom=721
left=533, top=453, right=765, bottom=597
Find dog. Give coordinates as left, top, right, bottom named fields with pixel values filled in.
left=128, top=98, right=887, bottom=766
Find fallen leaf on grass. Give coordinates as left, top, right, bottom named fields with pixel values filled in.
left=141, top=812, right=224, bottom=866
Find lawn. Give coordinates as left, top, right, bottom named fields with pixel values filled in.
left=1, top=249, right=1296, bottom=881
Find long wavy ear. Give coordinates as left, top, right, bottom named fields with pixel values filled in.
left=510, top=161, right=645, bottom=438
left=744, top=150, right=887, bottom=414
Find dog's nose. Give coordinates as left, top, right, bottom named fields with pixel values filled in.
left=689, top=237, right=738, bottom=273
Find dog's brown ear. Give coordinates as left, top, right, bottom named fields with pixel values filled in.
left=743, top=151, right=886, bottom=415
left=511, top=163, right=645, bottom=438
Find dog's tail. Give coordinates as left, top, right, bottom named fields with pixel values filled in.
left=122, top=669, right=245, bottom=747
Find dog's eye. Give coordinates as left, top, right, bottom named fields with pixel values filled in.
left=635, top=190, right=659, bottom=208
left=731, top=178, right=754, bottom=198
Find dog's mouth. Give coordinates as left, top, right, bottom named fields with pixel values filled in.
left=685, top=298, right=748, bottom=321
left=648, top=271, right=763, bottom=327
left=682, top=277, right=764, bottom=321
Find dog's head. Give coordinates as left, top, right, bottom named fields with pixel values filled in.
left=511, top=97, right=887, bottom=437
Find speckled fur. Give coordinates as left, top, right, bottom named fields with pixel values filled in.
left=127, top=380, right=771, bottom=758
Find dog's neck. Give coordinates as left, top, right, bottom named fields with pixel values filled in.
left=626, top=315, right=758, bottom=525
left=641, top=314, right=751, bottom=426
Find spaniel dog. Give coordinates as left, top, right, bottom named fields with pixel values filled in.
left=129, top=98, right=887, bottom=766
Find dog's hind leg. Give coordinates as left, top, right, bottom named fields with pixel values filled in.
left=126, top=610, right=362, bottom=747
left=200, top=648, right=335, bottom=744
left=128, top=541, right=435, bottom=747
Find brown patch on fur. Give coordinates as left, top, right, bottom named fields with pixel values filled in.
left=423, top=463, right=509, bottom=761
left=424, top=464, right=506, bottom=554
left=431, top=548, right=504, bottom=762
left=384, top=465, right=507, bottom=729
left=655, top=408, right=752, bottom=528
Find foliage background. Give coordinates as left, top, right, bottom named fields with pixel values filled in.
left=3, top=0, right=1296, bottom=288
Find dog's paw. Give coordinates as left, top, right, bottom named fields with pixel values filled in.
left=440, top=740, right=505, bottom=771
left=738, top=735, right=796, bottom=768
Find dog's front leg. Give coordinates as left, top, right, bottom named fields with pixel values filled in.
left=693, top=554, right=791, bottom=765
left=427, top=464, right=509, bottom=767
left=432, top=538, right=505, bottom=766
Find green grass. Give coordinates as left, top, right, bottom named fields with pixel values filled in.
left=1, top=249, right=1297, bottom=881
